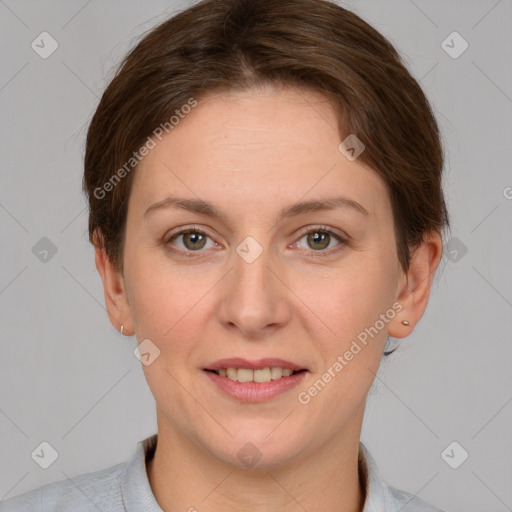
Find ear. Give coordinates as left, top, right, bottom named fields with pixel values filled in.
left=93, top=229, right=134, bottom=336
left=388, top=230, right=443, bottom=339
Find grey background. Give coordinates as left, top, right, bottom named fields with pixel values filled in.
left=1, top=1, right=511, bottom=510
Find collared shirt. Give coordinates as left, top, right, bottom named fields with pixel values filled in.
left=0, top=434, right=444, bottom=511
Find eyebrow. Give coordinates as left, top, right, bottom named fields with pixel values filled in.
left=143, top=195, right=370, bottom=223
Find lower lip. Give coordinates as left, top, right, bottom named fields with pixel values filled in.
left=203, top=370, right=308, bottom=403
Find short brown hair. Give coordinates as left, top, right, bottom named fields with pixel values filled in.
left=83, top=0, right=450, bottom=291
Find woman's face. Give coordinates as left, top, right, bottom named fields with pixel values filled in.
left=117, top=85, right=409, bottom=467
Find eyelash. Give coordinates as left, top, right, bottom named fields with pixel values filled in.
left=165, top=224, right=348, bottom=258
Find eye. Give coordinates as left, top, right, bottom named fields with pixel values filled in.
left=165, top=226, right=218, bottom=256
left=293, top=226, right=347, bottom=257
left=165, top=224, right=348, bottom=258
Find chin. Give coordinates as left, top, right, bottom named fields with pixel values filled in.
left=200, top=427, right=308, bottom=471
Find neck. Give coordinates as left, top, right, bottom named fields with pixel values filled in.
left=146, top=410, right=366, bottom=512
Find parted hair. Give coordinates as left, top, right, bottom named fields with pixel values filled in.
left=83, top=0, right=450, bottom=306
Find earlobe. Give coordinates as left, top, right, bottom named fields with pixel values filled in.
left=388, top=231, right=443, bottom=339
left=94, top=235, right=134, bottom=336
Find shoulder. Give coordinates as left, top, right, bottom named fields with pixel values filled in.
left=0, top=461, right=126, bottom=512
left=388, top=486, right=445, bottom=512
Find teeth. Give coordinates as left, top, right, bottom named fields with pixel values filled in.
left=226, top=368, right=237, bottom=380
left=237, top=368, right=254, bottom=383
left=271, top=367, right=283, bottom=380
left=254, top=368, right=271, bottom=382
left=214, top=367, right=297, bottom=383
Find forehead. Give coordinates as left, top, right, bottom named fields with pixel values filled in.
left=130, top=86, right=389, bottom=219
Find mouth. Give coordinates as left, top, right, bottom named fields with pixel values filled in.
left=203, top=363, right=308, bottom=403
left=204, top=367, right=307, bottom=383
left=204, top=357, right=307, bottom=382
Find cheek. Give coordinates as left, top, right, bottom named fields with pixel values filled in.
left=301, top=261, right=395, bottom=397
left=302, top=270, right=389, bottom=407
left=126, top=250, right=216, bottom=344
left=302, top=258, right=393, bottom=340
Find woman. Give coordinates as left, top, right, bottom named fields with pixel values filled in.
left=0, top=0, right=449, bottom=510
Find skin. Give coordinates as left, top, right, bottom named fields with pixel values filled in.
left=95, top=84, right=442, bottom=512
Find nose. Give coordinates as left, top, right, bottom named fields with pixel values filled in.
left=217, top=239, right=291, bottom=339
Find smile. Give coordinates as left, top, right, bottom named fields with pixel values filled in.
left=203, top=368, right=308, bottom=403
left=209, top=367, right=302, bottom=382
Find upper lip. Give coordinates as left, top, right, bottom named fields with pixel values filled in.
left=204, top=357, right=307, bottom=371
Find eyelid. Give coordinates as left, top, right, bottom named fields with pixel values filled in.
left=294, top=224, right=348, bottom=241
left=165, top=224, right=213, bottom=239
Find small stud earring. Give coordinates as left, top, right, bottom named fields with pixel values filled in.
left=401, top=320, right=411, bottom=326
left=120, top=324, right=124, bottom=334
